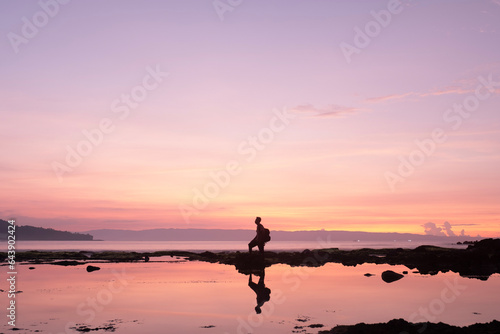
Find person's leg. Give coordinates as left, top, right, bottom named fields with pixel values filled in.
left=258, top=242, right=264, bottom=254
left=249, top=238, right=258, bottom=252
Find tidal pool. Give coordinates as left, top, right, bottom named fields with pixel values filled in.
left=2, top=257, right=499, bottom=333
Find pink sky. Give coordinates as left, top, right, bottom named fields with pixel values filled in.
left=1, top=0, right=500, bottom=237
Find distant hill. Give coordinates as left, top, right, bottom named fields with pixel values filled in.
left=86, top=228, right=472, bottom=242
left=0, top=219, right=93, bottom=241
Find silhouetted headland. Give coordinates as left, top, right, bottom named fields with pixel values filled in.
left=0, top=219, right=93, bottom=240
left=4, top=238, right=500, bottom=280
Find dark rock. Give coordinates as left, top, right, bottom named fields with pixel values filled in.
left=29, top=267, right=35, bottom=270
left=402, top=271, right=408, bottom=274
left=144, top=255, right=149, bottom=262
left=200, top=251, right=217, bottom=258
left=232, top=252, right=267, bottom=272
left=381, top=270, right=404, bottom=283
left=86, top=265, right=100, bottom=272
left=467, top=238, right=500, bottom=251
left=71, top=324, right=116, bottom=332
left=318, top=318, right=500, bottom=334
left=51, top=261, right=85, bottom=266
left=198, top=251, right=218, bottom=263
left=364, top=273, right=374, bottom=277
left=90, top=251, right=143, bottom=262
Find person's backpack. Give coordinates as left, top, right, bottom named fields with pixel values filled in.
left=263, top=228, right=271, bottom=242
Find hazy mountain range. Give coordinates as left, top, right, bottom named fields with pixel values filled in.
left=86, top=228, right=476, bottom=242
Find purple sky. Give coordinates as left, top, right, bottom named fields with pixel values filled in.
left=1, top=0, right=500, bottom=236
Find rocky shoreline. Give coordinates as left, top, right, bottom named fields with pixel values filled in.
left=4, top=238, right=499, bottom=280
left=319, top=318, right=500, bottom=334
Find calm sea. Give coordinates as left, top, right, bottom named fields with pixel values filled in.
left=4, top=260, right=499, bottom=333
left=10, top=239, right=468, bottom=252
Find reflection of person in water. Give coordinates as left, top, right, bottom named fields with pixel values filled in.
left=248, top=270, right=271, bottom=314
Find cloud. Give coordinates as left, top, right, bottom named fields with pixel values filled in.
left=365, top=73, right=500, bottom=104
left=420, top=86, right=473, bottom=97
left=443, top=221, right=456, bottom=237
left=366, top=87, right=474, bottom=104
left=291, top=104, right=363, bottom=118
left=423, top=221, right=468, bottom=237
left=365, top=92, right=414, bottom=103
left=423, top=222, right=446, bottom=236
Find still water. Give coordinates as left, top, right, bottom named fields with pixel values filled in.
left=1, top=257, right=498, bottom=333
left=12, top=240, right=468, bottom=252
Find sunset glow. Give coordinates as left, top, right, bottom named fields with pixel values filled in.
left=2, top=1, right=500, bottom=237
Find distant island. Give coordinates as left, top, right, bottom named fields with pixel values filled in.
left=0, top=219, right=93, bottom=241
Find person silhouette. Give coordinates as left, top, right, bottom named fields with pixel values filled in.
left=248, top=269, right=271, bottom=314
left=248, top=217, right=268, bottom=254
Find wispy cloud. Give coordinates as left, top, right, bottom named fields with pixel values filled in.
left=365, top=87, right=473, bottom=104
left=420, top=86, right=473, bottom=97
left=366, top=73, right=500, bottom=104
left=365, top=92, right=414, bottom=103
left=472, top=26, right=498, bottom=34
left=291, top=104, right=364, bottom=118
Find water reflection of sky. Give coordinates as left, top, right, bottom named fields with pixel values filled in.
left=2, top=259, right=499, bottom=333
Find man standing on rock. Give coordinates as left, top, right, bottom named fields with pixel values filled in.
left=248, top=217, right=270, bottom=254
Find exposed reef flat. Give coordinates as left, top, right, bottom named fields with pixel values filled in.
left=318, top=318, right=500, bottom=334
left=2, top=238, right=499, bottom=280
